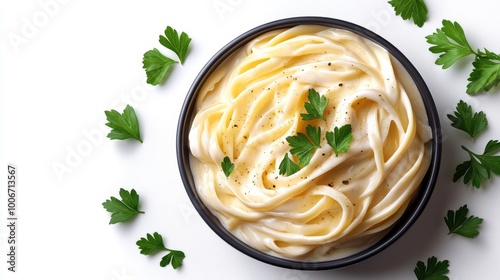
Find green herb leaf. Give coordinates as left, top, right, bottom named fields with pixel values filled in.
left=287, top=125, right=321, bottom=167
left=160, top=250, right=186, bottom=269
left=426, top=20, right=500, bottom=94
left=305, top=124, right=321, bottom=147
left=136, top=232, right=185, bottom=269
left=102, top=188, right=144, bottom=224
left=388, top=0, right=428, bottom=27
left=136, top=232, right=167, bottom=255
left=301, top=88, right=328, bottom=121
left=159, top=26, right=191, bottom=65
left=453, top=140, right=500, bottom=188
left=447, top=100, right=488, bottom=138
left=445, top=204, right=483, bottom=238
left=142, top=48, right=178, bottom=86
left=221, top=156, right=235, bottom=177
left=326, top=124, right=353, bottom=156
left=477, top=140, right=500, bottom=173
left=279, top=153, right=300, bottom=176
left=414, top=256, right=450, bottom=280
left=105, top=105, right=143, bottom=143
left=426, top=20, right=474, bottom=69
left=483, top=139, right=500, bottom=154
left=467, top=54, right=500, bottom=94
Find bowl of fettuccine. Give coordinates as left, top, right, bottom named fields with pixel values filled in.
left=177, top=16, right=441, bottom=270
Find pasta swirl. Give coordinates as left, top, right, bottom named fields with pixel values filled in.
left=189, top=25, right=432, bottom=260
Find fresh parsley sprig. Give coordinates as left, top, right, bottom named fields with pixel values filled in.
left=279, top=153, right=300, bottom=176
left=445, top=204, right=483, bottom=238
left=278, top=88, right=353, bottom=176
left=142, top=48, right=177, bottom=86
left=468, top=49, right=500, bottom=94
left=426, top=20, right=500, bottom=94
left=137, top=232, right=185, bottom=269
left=388, top=0, right=428, bottom=27
left=326, top=124, right=353, bottom=157
left=287, top=124, right=322, bottom=167
left=414, top=256, right=450, bottom=280
left=453, top=140, right=500, bottom=189
left=301, top=88, right=328, bottom=121
left=426, top=20, right=473, bottom=69
left=143, top=26, right=191, bottom=86
left=221, top=156, right=235, bottom=177
left=159, top=26, right=191, bottom=65
left=279, top=88, right=328, bottom=176
left=102, top=188, right=145, bottom=224
left=278, top=125, right=321, bottom=176
left=105, top=105, right=143, bottom=143
left=447, top=100, right=488, bottom=139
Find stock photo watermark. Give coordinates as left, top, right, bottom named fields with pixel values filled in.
left=212, top=0, right=243, bottom=21
left=363, top=6, right=393, bottom=34
left=109, top=267, right=135, bottom=280
left=51, top=85, right=150, bottom=183
left=6, top=164, right=18, bottom=273
left=177, top=202, right=199, bottom=225
left=7, top=0, right=71, bottom=53
left=281, top=269, right=311, bottom=280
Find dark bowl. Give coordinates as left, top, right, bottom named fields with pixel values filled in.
left=176, top=16, right=441, bottom=270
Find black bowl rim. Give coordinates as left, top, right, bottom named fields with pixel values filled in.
left=176, top=16, right=442, bottom=270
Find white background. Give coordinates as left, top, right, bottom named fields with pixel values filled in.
left=2, top=0, right=500, bottom=279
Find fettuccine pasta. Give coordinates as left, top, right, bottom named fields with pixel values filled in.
left=188, top=25, right=432, bottom=260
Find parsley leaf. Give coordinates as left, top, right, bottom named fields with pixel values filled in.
left=301, top=88, right=328, bottom=121
left=142, top=48, right=178, bottom=86
left=159, top=26, right=191, bottom=65
left=453, top=140, right=500, bottom=188
left=221, top=156, right=235, bottom=177
left=426, top=20, right=500, bottom=94
left=389, top=0, right=428, bottom=27
left=447, top=100, right=488, bottom=138
left=426, top=20, right=474, bottom=69
left=287, top=125, right=321, bottom=167
left=279, top=90, right=353, bottom=175
left=105, top=105, right=143, bottom=143
left=445, top=204, right=483, bottom=238
left=326, top=124, right=353, bottom=156
left=102, top=188, right=144, bottom=224
left=137, top=232, right=166, bottom=255
left=136, top=232, right=185, bottom=269
left=279, top=153, right=300, bottom=176
left=468, top=51, right=500, bottom=94
left=160, top=250, right=186, bottom=269
left=306, top=124, right=322, bottom=146
left=414, top=256, right=450, bottom=280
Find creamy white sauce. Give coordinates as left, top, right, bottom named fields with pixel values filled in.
left=188, top=25, right=432, bottom=260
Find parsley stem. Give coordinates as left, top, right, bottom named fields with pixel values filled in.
left=461, top=145, right=473, bottom=155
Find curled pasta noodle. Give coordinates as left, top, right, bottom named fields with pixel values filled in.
left=189, top=25, right=432, bottom=260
